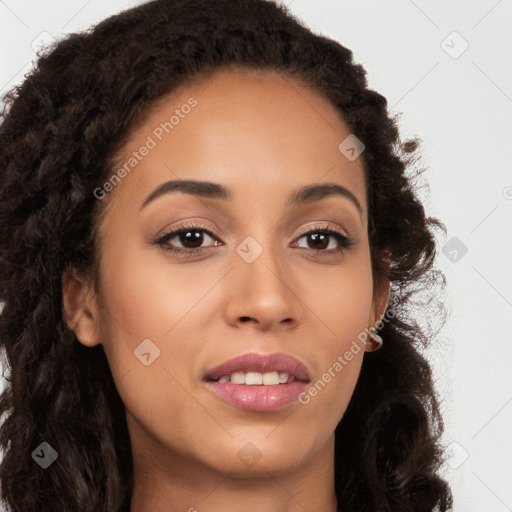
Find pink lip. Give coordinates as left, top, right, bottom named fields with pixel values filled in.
left=203, top=352, right=311, bottom=412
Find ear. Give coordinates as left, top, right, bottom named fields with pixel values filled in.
left=368, top=278, right=391, bottom=328
left=62, top=267, right=102, bottom=347
left=368, top=255, right=392, bottom=328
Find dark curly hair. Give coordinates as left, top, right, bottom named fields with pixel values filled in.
left=0, top=0, right=452, bottom=510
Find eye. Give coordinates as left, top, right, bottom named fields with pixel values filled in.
left=153, top=222, right=354, bottom=257
left=293, top=224, right=354, bottom=255
left=154, top=222, right=220, bottom=257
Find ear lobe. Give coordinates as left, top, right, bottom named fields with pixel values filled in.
left=62, top=267, right=102, bottom=347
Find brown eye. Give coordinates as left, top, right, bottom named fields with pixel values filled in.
left=294, top=225, right=354, bottom=254
left=155, top=223, right=220, bottom=256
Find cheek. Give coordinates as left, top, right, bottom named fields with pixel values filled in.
left=95, top=246, right=201, bottom=396
left=292, top=254, right=373, bottom=423
left=96, top=248, right=208, bottom=450
left=98, top=243, right=212, bottom=341
left=299, top=251, right=374, bottom=347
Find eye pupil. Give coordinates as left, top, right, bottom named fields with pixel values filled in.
left=181, top=230, right=203, bottom=248
left=308, top=233, right=329, bottom=250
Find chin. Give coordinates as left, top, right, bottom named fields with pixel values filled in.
left=221, top=456, right=305, bottom=479
left=200, top=438, right=311, bottom=477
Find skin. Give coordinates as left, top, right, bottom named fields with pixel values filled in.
left=62, top=67, right=390, bottom=512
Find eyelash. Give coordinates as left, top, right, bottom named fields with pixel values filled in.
left=154, top=221, right=355, bottom=257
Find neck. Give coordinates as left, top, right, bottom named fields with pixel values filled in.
left=128, top=420, right=338, bottom=512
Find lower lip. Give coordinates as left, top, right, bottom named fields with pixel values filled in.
left=205, top=380, right=308, bottom=412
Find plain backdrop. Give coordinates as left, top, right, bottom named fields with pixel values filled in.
left=1, top=1, right=511, bottom=510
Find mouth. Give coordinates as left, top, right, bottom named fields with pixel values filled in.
left=203, top=352, right=311, bottom=412
left=203, top=351, right=311, bottom=384
left=205, top=371, right=303, bottom=385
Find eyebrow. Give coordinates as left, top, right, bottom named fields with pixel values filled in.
left=140, top=179, right=363, bottom=217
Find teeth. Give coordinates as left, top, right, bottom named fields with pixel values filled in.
left=262, top=371, right=279, bottom=385
left=215, top=371, right=293, bottom=385
left=246, top=372, right=263, bottom=385
left=279, top=372, right=289, bottom=383
left=230, top=372, right=246, bottom=384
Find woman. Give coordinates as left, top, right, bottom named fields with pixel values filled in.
left=0, top=0, right=452, bottom=510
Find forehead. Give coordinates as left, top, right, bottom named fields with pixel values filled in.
left=104, top=67, right=367, bottom=220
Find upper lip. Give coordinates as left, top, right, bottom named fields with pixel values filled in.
left=204, top=352, right=311, bottom=382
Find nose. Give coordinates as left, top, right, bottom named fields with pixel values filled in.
left=223, top=238, right=299, bottom=332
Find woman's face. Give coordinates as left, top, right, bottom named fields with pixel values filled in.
left=66, top=68, right=389, bottom=478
